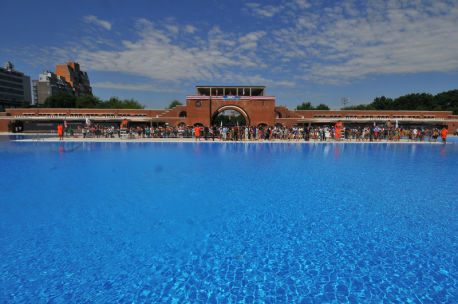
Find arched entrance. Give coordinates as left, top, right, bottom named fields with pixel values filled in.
left=211, top=105, right=250, bottom=126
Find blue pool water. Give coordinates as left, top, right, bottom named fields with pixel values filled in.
left=0, top=140, right=457, bottom=303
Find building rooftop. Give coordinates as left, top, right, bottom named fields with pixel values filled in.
left=196, top=85, right=266, bottom=88
left=195, top=85, right=265, bottom=96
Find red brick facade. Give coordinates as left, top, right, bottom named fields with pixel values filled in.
left=185, top=96, right=277, bottom=127
left=1, top=95, right=457, bottom=132
left=55, top=62, right=92, bottom=96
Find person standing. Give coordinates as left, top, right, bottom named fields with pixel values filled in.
left=204, top=126, right=209, bottom=140
left=441, top=127, right=448, bottom=144
left=194, top=126, right=200, bottom=141
left=57, top=124, right=63, bottom=141
left=222, top=126, right=227, bottom=141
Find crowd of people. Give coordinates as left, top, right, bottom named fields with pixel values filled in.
left=57, top=123, right=450, bottom=143
left=191, top=125, right=449, bottom=143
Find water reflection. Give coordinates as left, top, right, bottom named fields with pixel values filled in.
left=1, top=138, right=457, bottom=164
left=334, top=145, right=340, bottom=159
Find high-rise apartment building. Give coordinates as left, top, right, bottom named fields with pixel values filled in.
left=55, top=62, right=92, bottom=97
left=32, top=71, right=74, bottom=105
left=0, top=61, right=31, bottom=110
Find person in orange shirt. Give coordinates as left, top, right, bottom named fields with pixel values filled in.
left=57, top=124, right=63, bottom=141
left=334, top=121, right=342, bottom=140
left=441, top=127, right=448, bottom=144
left=194, top=126, right=200, bottom=141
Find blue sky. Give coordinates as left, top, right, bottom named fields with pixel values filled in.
left=1, top=0, right=457, bottom=109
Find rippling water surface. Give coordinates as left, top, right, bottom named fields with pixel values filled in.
left=0, top=140, right=457, bottom=303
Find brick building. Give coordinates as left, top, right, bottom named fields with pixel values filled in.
left=55, top=62, right=92, bottom=97
left=1, top=86, right=457, bottom=133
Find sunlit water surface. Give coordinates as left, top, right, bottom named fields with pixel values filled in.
left=0, top=139, right=457, bottom=303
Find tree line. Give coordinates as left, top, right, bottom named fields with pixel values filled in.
left=24, top=92, right=145, bottom=109
left=294, top=89, right=457, bottom=114
left=20, top=89, right=458, bottom=114
left=342, top=90, right=458, bottom=114
left=295, top=102, right=330, bottom=110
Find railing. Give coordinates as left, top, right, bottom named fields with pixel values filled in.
left=302, top=117, right=446, bottom=121
left=9, top=115, right=153, bottom=121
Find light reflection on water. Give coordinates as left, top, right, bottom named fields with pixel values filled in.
left=0, top=139, right=457, bottom=303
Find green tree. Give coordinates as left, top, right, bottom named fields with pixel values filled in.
left=100, top=97, right=144, bottom=109
left=296, top=102, right=330, bottom=110
left=372, top=96, right=393, bottom=110
left=315, top=104, right=330, bottom=110
left=296, top=102, right=314, bottom=110
left=434, top=90, right=458, bottom=114
left=44, top=92, right=77, bottom=108
left=341, top=90, right=458, bottom=114
left=342, top=104, right=373, bottom=110
left=167, top=100, right=183, bottom=109
left=42, top=94, right=144, bottom=109
left=76, top=96, right=102, bottom=108
left=392, top=93, right=434, bottom=110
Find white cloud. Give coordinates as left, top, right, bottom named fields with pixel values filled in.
left=293, top=0, right=311, bottom=9
left=83, top=15, right=112, bottom=30
left=165, top=24, right=179, bottom=35
left=93, top=81, right=178, bottom=93
left=245, top=3, right=283, bottom=17
left=272, top=80, right=296, bottom=87
left=22, top=1, right=458, bottom=89
left=70, top=20, right=266, bottom=84
left=272, top=0, right=458, bottom=84
left=238, top=31, right=266, bottom=49
left=184, top=25, right=197, bottom=34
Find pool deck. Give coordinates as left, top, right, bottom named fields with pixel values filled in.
left=7, top=136, right=454, bottom=144
left=3, top=132, right=456, bottom=144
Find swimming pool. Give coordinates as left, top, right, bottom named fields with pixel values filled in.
left=0, top=140, right=457, bottom=303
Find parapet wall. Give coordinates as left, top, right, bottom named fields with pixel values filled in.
left=0, top=106, right=456, bottom=133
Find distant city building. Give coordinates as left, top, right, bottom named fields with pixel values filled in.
left=55, top=62, right=92, bottom=97
left=32, top=71, right=74, bottom=105
left=0, top=61, right=31, bottom=110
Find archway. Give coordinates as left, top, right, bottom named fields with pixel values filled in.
left=211, top=105, right=250, bottom=126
